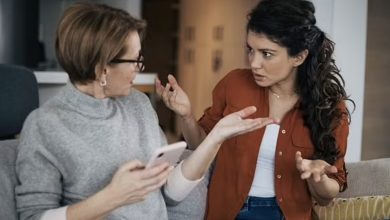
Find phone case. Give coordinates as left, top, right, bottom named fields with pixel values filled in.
left=146, top=141, right=187, bottom=168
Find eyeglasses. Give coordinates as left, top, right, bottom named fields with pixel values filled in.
left=110, top=54, right=145, bottom=72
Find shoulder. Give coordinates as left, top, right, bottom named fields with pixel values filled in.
left=214, top=68, right=259, bottom=93
left=118, top=88, right=157, bottom=118
left=219, top=68, right=254, bottom=85
left=121, top=88, right=151, bottom=105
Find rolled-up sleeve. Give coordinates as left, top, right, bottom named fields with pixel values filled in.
left=327, top=106, right=349, bottom=192
left=163, top=161, right=204, bottom=205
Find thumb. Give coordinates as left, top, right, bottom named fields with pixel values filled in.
left=168, top=74, right=181, bottom=91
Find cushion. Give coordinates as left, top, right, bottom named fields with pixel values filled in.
left=313, top=196, right=390, bottom=220
left=0, top=139, right=19, bottom=220
left=339, top=158, right=390, bottom=198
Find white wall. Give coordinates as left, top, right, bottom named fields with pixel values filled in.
left=313, top=0, right=368, bottom=162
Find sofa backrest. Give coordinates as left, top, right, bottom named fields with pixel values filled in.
left=0, top=139, right=19, bottom=220
left=338, top=158, right=390, bottom=198
left=0, top=64, right=39, bottom=140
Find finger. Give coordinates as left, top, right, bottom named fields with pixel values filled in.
left=234, top=106, right=257, bottom=118
left=118, top=160, right=144, bottom=173
left=295, top=151, right=304, bottom=171
left=155, top=77, right=164, bottom=97
left=167, top=74, right=181, bottom=91
left=313, top=172, right=322, bottom=182
left=295, top=151, right=302, bottom=161
left=139, top=162, right=170, bottom=180
left=145, top=171, right=170, bottom=192
left=164, top=83, right=172, bottom=97
left=234, top=118, right=273, bottom=135
left=161, top=83, right=171, bottom=102
left=140, top=165, right=172, bottom=189
left=324, top=165, right=338, bottom=174
left=253, top=118, right=274, bottom=128
left=301, top=171, right=311, bottom=179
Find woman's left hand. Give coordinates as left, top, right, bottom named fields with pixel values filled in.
left=295, top=151, right=338, bottom=182
left=209, top=106, right=274, bottom=144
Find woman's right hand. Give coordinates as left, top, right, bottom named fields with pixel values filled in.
left=106, top=160, right=172, bottom=207
left=155, top=74, right=192, bottom=118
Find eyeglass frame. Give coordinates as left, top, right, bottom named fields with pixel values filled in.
left=109, top=54, right=145, bottom=72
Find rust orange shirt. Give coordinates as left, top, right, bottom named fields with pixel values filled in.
left=198, top=69, right=348, bottom=220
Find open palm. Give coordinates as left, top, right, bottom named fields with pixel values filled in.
left=210, top=106, right=274, bottom=143
left=295, top=151, right=338, bottom=182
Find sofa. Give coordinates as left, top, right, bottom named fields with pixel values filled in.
left=1, top=139, right=389, bottom=220
left=313, top=157, right=390, bottom=220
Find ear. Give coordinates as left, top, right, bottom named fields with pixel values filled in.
left=293, top=49, right=308, bottom=67
left=94, top=64, right=108, bottom=80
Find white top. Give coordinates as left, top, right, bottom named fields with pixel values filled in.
left=248, top=124, right=280, bottom=197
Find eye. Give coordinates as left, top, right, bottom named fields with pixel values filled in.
left=246, top=45, right=254, bottom=55
left=262, top=51, right=273, bottom=58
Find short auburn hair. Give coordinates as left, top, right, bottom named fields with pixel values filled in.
left=55, top=2, right=146, bottom=84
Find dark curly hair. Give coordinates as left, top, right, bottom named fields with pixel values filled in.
left=247, top=0, right=354, bottom=164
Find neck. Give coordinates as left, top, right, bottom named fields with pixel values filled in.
left=268, top=84, right=297, bottom=99
left=75, top=81, right=107, bottom=99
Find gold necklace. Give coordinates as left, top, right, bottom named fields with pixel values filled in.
left=268, top=88, right=296, bottom=99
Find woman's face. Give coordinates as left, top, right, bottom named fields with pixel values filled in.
left=103, top=31, right=142, bottom=98
left=246, top=31, right=302, bottom=88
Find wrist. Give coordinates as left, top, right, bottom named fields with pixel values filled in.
left=101, top=183, right=125, bottom=211
left=67, top=185, right=117, bottom=220
left=204, top=130, right=223, bottom=146
left=180, top=113, right=194, bottom=122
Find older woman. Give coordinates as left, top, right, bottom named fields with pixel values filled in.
left=15, top=2, right=272, bottom=220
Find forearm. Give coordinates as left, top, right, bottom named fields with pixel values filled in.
left=67, top=186, right=119, bottom=220
left=181, top=132, right=221, bottom=180
left=180, top=115, right=206, bottom=150
left=307, top=175, right=340, bottom=206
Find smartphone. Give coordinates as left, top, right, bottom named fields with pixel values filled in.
left=145, top=141, right=187, bottom=168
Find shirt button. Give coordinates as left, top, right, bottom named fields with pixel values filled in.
left=279, top=198, right=283, bottom=202
left=278, top=151, right=283, bottom=156
left=276, top=174, right=282, bottom=179
left=281, top=129, right=286, bottom=134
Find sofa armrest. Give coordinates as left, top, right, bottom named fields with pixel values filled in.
left=0, top=139, right=19, bottom=220
left=338, top=158, right=390, bottom=198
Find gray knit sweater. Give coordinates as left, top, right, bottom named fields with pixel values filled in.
left=15, top=83, right=207, bottom=220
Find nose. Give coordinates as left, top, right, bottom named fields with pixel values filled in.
left=249, top=52, right=263, bottom=69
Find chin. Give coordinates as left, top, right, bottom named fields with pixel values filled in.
left=254, top=80, right=271, bottom=87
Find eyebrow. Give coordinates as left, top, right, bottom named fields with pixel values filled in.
left=246, top=43, right=277, bottom=53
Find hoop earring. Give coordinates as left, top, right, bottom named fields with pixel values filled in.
left=100, top=79, right=107, bottom=87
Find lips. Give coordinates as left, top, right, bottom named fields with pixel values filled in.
left=253, top=73, right=266, bottom=81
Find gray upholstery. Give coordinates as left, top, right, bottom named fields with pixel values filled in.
left=0, top=64, right=39, bottom=140
left=338, top=158, right=390, bottom=198
left=0, top=64, right=39, bottom=219
left=0, top=139, right=19, bottom=220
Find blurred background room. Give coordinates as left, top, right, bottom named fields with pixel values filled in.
left=0, top=0, right=389, bottom=162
